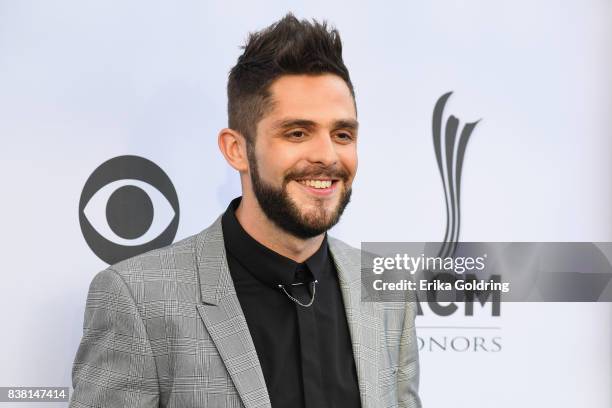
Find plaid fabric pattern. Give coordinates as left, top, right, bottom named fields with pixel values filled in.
left=70, top=216, right=421, bottom=408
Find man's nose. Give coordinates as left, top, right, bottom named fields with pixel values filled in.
left=306, top=132, right=339, bottom=166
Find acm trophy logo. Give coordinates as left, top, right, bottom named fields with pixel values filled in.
left=417, top=92, right=502, bottom=353
left=79, top=155, right=179, bottom=265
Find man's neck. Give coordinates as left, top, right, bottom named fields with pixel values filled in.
left=234, top=195, right=324, bottom=263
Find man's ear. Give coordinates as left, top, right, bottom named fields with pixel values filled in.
left=218, top=128, right=249, bottom=172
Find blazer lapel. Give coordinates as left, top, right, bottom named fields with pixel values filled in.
left=194, top=216, right=271, bottom=408
left=329, top=237, right=381, bottom=408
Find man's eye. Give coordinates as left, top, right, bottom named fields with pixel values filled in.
left=287, top=130, right=306, bottom=139
left=335, top=132, right=353, bottom=141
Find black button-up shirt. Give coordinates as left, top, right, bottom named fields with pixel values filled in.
left=221, top=197, right=361, bottom=408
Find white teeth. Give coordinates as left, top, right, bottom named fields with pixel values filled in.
left=298, top=179, right=333, bottom=189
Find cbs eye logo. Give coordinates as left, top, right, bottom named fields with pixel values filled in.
left=79, top=155, right=180, bottom=265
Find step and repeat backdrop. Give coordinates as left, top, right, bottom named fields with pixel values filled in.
left=1, top=1, right=611, bottom=407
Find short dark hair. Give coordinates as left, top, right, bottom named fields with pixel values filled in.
left=227, top=13, right=355, bottom=146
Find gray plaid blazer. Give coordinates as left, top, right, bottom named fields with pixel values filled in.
left=70, top=216, right=421, bottom=408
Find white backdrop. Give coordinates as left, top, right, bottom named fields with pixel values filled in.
left=1, top=1, right=611, bottom=407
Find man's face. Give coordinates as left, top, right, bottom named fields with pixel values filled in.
left=248, top=74, right=358, bottom=239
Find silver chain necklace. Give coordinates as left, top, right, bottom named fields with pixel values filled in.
left=277, top=280, right=318, bottom=307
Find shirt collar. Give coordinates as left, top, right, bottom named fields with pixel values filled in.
left=221, top=196, right=328, bottom=288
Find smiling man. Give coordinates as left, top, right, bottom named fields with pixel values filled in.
left=70, top=14, right=421, bottom=408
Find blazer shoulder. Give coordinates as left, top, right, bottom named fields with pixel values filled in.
left=95, top=216, right=223, bottom=306
left=327, top=235, right=360, bottom=259
left=109, top=233, right=199, bottom=278
left=87, top=234, right=202, bottom=308
left=328, top=235, right=379, bottom=268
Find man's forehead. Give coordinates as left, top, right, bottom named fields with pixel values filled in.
left=264, top=74, right=357, bottom=123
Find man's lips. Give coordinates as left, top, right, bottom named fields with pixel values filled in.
left=293, top=178, right=340, bottom=197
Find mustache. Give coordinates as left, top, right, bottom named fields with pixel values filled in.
left=284, top=166, right=351, bottom=183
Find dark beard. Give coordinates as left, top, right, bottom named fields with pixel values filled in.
left=248, top=149, right=352, bottom=239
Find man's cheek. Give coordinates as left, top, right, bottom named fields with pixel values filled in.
left=286, top=180, right=302, bottom=196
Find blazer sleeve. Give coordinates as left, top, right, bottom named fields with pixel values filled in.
left=70, top=269, right=160, bottom=408
left=397, top=301, right=422, bottom=408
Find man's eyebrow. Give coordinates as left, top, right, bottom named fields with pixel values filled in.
left=271, top=118, right=359, bottom=131
left=271, top=119, right=318, bottom=130
left=333, top=119, right=359, bottom=131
